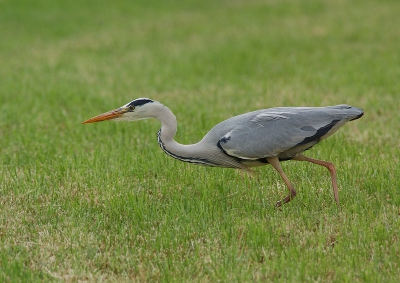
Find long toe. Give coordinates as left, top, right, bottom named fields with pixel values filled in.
left=275, top=191, right=297, bottom=207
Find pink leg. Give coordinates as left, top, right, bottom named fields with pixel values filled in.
left=267, top=156, right=297, bottom=207
left=294, top=155, right=339, bottom=205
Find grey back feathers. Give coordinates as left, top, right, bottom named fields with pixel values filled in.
left=202, top=104, right=363, bottom=162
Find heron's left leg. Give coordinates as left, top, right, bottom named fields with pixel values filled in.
left=267, top=156, right=297, bottom=207
left=293, top=155, right=339, bottom=205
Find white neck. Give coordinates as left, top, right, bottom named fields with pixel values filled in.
left=149, top=103, right=216, bottom=166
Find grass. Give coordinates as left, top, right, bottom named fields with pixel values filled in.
left=0, top=0, right=399, bottom=282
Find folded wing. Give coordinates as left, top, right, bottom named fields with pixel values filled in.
left=215, top=105, right=363, bottom=160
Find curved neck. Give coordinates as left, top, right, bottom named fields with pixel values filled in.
left=151, top=103, right=215, bottom=166
left=153, top=104, right=178, bottom=143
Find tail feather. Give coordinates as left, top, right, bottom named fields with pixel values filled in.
left=328, top=104, right=364, bottom=121
left=350, top=110, right=364, bottom=121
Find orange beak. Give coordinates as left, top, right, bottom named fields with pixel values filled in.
left=82, top=108, right=128, bottom=124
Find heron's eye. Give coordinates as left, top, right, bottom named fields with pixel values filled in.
left=129, top=105, right=135, bottom=111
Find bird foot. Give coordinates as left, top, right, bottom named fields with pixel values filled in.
left=275, top=190, right=297, bottom=207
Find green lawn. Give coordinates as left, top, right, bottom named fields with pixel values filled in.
left=1, top=0, right=399, bottom=282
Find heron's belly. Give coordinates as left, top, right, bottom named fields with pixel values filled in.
left=241, top=157, right=294, bottom=167
left=238, top=141, right=318, bottom=168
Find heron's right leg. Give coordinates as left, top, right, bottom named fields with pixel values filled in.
left=293, top=154, right=339, bottom=205
left=267, top=156, right=297, bottom=207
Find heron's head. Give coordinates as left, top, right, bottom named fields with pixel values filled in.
left=82, top=98, right=157, bottom=124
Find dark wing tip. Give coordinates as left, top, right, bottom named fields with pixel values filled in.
left=350, top=108, right=364, bottom=121
left=332, top=105, right=364, bottom=121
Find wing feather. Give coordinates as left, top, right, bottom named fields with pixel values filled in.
left=212, top=106, right=357, bottom=160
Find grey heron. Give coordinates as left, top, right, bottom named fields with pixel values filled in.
left=83, top=98, right=363, bottom=207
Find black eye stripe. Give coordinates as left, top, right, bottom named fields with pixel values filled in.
left=128, top=98, right=153, bottom=107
